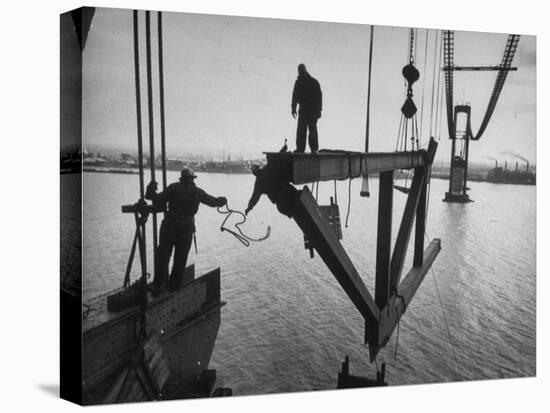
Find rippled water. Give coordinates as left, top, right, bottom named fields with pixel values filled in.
left=79, top=170, right=535, bottom=394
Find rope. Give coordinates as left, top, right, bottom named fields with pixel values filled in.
left=434, top=34, right=443, bottom=140
left=394, top=320, right=400, bottom=360
left=345, top=154, right=353, bottom=227
left=217, top=203, right=271, bottom=247
left=429, top=30, right=439, bottom=137
left=393, top=294, right=406, bottom=360
left=424, top=230, right=461, bottom=380
left=419, top=29, right=429, bottom=139
left=431, top=266, right=461, bottom=380
left=316, top=181, right=319, bottom=201
left=345, top=177, right=352, bottom=228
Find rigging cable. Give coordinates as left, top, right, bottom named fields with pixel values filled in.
left=434, top=33, right=443, bottom=140
left=424, top=230, right=462, bottom=380
left=145, top=11, right=159, bottom=275
left=158, top=12, right=167, bottom=191
left=345, top=175, right=352, bottom=228
left=429, top=30, right=440, bottom=137
left=431, top=266, right=461, bottom=380
left=217, top=203, right=271, bottom=247
left=437, top=39, right=446, bottom=141
left=132, top=10, right=148, bottom=337
left=419, top=29, right=429, bottom=139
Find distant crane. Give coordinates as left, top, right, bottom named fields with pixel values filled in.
left=442, top=31, right=520, bottom=202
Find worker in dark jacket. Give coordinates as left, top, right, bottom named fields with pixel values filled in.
left=245, top=164, right=299, bottom=218
left=291, top=63, right=322, bottom=153
left=146, top=168, right=227, bottom=294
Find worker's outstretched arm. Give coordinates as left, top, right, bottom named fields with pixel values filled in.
left=199, top=189, right=227, bottom=208
left=245, top=181, right=262, bottom=215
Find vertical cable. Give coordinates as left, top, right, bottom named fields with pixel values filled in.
left=361, top=26, right=374, bottom=197
left=433, top=32, right=441, bottom=139
left=419, top=29, right=429, bottom=141
left=429, top=30, right=439, bottom=137
left=133, top=9, right=147, bottom=334
left=145, top=11, right=159, bottom=264
left=365, top=26, right=374, bottom=153
left=158, top=11, right=167, bottom=191
left=133, top=10, right=145, bottom=200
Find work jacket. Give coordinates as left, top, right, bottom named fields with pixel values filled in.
left=147, top=181, right=225, bottom=225
left=291, top=74, right=322, bottom=118
left=247, top=168, right=299, bottom=218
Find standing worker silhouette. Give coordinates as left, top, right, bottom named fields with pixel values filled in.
left=291, top=63, right=322, bottom=153
left=146, top=168, right=227, bottom=295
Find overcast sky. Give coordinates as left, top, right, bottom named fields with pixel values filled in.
left=82, top=7, right=536, bottom=165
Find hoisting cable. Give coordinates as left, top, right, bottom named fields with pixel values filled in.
left=424, top=230, right=462, bottom=380
left=361, top=25, right=374, bottom=198
left=434, top=33, right=443, bottom=140
left=132, top=9, right=149, bottom=339
left=419, top=29, right=429, bottom=139
left=133, top=11, right=145, bottom=201
left=429, top=30, right=439, bottom=138
left=157, top=11, right=167, bottom=191
left=431, top=265, right=461, bottom=380
left=145, top=11, right=159, bottom=274
left=217, top=203, right=271, bottom=247
left=315, top=180, right=319, bottom=201
left=392, top=293, right=406, bottom=360
left=345, top=154, right=353, bottom=227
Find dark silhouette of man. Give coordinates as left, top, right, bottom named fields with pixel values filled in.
left=245, top=164, right=299, bottom=218
left=291, top=63, right=322, bottom=153
left=146, top=168, right=227, bottom=294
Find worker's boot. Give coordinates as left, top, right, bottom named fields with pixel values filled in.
left=151, top=277, right=169, bottom=297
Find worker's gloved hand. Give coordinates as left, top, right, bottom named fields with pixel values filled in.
left=291, top=108, right=296, bottom=119
left=245, top=207, right=251, bottom=216
left=145, top=181, right=158, bottom=200
left=219, top=197, right=227, bottom=206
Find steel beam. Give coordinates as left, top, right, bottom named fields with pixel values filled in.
left=369, top=238, right=441, bottom=360
left=265, top=150, right=427, bottom=184
left=443, top=66, right=517, bottom=71
left=414, top=172, right=427, bottom=267
left=293, top=187, right=380, bottom=322
left=389, top=167, right=426, bottom=291
left=375, top=171, right=393, bottom=309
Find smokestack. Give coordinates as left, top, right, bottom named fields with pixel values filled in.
left=526, top=162, right=529, bottom=173
left=495, top=160, right=498, bottom=168
left=505, top=161, right=508, bottom=170
left=515, top=161, right=518, bottom=172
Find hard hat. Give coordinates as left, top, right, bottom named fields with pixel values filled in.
left=180, top=167, right=197, bottom=180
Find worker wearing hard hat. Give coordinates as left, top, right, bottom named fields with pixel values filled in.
left=146, top=167, right=227, bottom=295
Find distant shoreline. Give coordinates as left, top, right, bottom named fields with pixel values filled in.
left=78, top=167, right=535, bottom=186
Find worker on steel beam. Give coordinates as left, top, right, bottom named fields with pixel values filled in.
left=291, top=63, right=322, bottom=153
left=146, top=168, right=227, bottom=295
left=245, top=164, right=299, bottom=218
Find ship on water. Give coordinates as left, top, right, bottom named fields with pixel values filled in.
left=487, top=160, right=536, bottom=185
